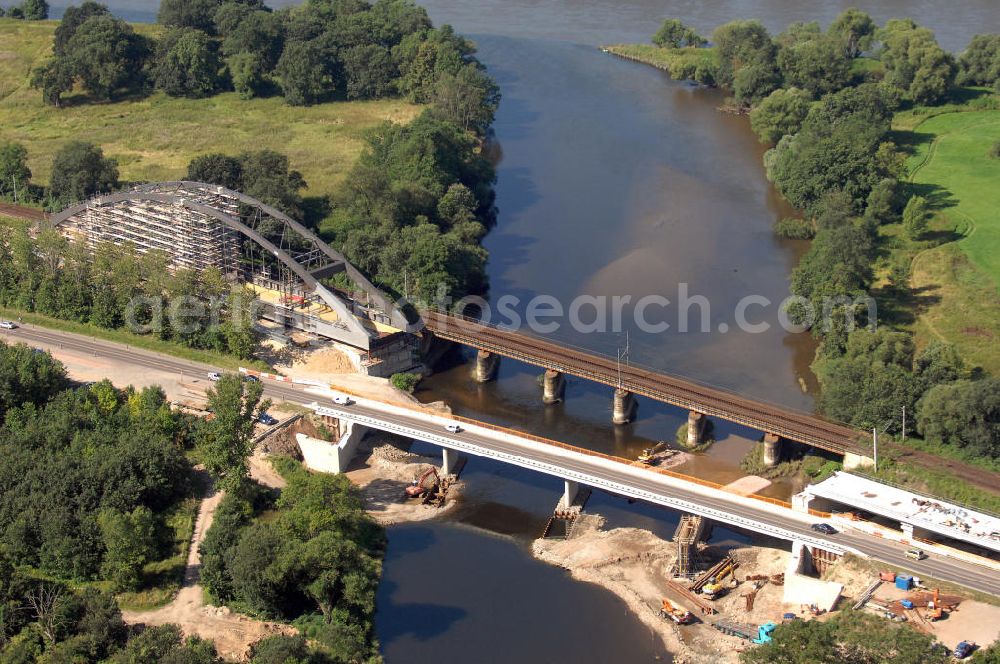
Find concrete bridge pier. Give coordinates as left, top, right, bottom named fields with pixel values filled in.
left=442, top=447, right=458, bottom=476
left=542, top=369, right=565, bottom=404
left=612, top=389, right=637, bottom=424
left=763, top=433, right=782, bottom=468
left=473, top=350, right=499, bottom=383
left=563, top=480, right=580, bottom=509
left=686, top=411, right=706, bottom=447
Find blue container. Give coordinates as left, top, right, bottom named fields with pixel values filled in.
left=901, top=600, right=914, bottom=609
left=896, top=575, right=913, bottom=590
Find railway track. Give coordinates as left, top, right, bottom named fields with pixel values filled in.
left=422, top=310, right=866, bottom=455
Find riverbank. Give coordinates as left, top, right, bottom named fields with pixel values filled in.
left=532, top=522, right=791, bottom=664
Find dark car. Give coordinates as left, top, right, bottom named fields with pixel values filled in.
left=243, top=375, right=260, bottom=383
left=810, top=523, right=837, bottom=535
left=258, top=413, right=278, bottom=426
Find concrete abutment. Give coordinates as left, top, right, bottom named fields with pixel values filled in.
left=763, top=433, right=782, bottom=468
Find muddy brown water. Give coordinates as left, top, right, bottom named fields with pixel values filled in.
left=47, top=1, right=999, bottom=661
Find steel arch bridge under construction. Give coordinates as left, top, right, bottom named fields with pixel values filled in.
left=49, top=181, right=418, bottom=351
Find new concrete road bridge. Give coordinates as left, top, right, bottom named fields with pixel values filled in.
left=421, top=310, right=870, bottom=462
left=4, top=323, right=998, bottom=597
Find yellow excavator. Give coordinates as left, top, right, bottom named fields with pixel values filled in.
left=702, top=558, right=738, bottom=600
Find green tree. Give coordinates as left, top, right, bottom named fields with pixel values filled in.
left=902, top=195, right=930, bottom=239
left=221, top=9, right=284, bottom=70
left=865, top=177, right=902, bottom=224
left=917, top=378, right=1000, bottom=458
left=827, top=8, right=877, bottom=58
left=29, top=58, right=75, bottom=108
left=915, top=340, right=965, bottom=387
left=777, top=34, right=852, bottom=97
left=65, top=14, right=152, bottom=100
left=431, top=62, right=501, bottom=135
left=53, top=1, right=110, bottom=57
left=276, top=39, right=336, bottom=106
left=154, top=27, right=223, bottom=98
left=341, top=43, right=396, bottom=99
left=18, top=0, right=48, bottom=20
left=878, top=19, right=955, bottom=105
left=187, top=153, right=243, bottom=189
left=958, top=34, right=1000, bottom=89
left=49, top=141, right=119, bottom=206
left=227, top=51, right=269, bottom=99
left=249, top=635, right=315, bottom=664
left=652, top=18, right=706, bottom=48
left=97, top=506, right=155, bottom=591
left=749, top=87, right=812, bottom=144
left=0, top=142, right=31, bottom=200
left=197, top=374, right=267, bottom=489
left=157, top=0, right=220, bottom=33
left=711, top=19, right=777, bottom=90
left=0, top=342, right=68, bottom=416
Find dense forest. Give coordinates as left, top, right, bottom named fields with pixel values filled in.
left=642, top=13, right=1000, bottom=461
left=29, top=0, right=499, bottom=115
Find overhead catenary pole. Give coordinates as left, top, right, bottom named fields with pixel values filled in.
left=901, top=406, right=906, bottom=443
left=873, top=427, right=878, bottom=473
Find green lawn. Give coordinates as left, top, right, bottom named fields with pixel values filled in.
left=906, top=110, right=1000, bottom=285
left=887, top=106, right=1000, bottom=373
left=0, top=18, right=421, bottom=194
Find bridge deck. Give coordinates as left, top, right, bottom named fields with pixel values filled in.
left=422, top=310, right=865, bottom=455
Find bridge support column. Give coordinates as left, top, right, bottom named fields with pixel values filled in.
left=843, top=452, right=875, bottom=471
left=763, top=433, right=782, bottom=468
left=612, top=389, right=637, bottom=424
left=562, top=480, right=579, bottom=509
left=686, top=411, right=706, bottom=447
left=542, top=369, right=565, bottom=404
left=442, top=447, right=457, bottom=476
left=473, top=350, right=499, bottom=383
left=901, top=522, right=914, bottom=541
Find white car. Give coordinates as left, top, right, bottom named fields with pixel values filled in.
left=0, top=321, right=17, bottom=329
left=445, top=423, right=463, bottom=434
left=332, top=395, right=353, bottom=406
left=207, top=372, right=221, bottom=381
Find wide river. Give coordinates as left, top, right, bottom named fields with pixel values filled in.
left=49, top=0, right=999, bottom=660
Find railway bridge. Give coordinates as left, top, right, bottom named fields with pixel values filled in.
left=420, top=310, right=872, bottom=466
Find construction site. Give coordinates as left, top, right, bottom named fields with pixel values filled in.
left=534, top=509, right=1000, bottom=664
left=49, top=181, right=422, bottom=377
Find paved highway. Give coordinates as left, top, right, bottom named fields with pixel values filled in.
left=3, top=323, right=999, bottom=596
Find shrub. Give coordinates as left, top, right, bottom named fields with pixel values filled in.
left=989, top=139, right=1000, bottom=159
left=773, top=217, right=816, bottom=239
left=391, top=372, right=422, bottom=393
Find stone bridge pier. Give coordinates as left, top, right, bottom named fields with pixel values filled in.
left=542, top=369, right=565, bottom=404
left=473, top=349, right=499, bottom=383
left=613, top=388, right=637, bottom=424
left=763, top=433, right=783, bottom=468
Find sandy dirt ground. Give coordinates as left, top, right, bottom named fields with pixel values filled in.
left=721, top=475, right=772, bottom=496
left=533, top=522, right=854, bottom=664
left=824, top=557, right=1000, bottom=652
left=344, top=430, right=462, bottom=526
left=121, top=474, right=294, bottom=662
